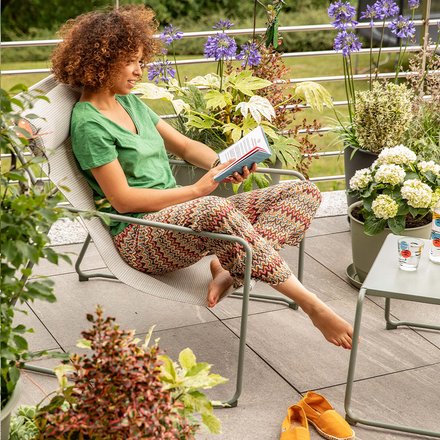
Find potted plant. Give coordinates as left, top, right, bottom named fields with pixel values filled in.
left=137, top=16, right=333, bottom=194
left=15, top=306, right=227, bottom=439
left=0, top=85, right=69, bottom=438
left=346, top=144, right=440, bottom=285
left=327, top=0, right=428, bottom=204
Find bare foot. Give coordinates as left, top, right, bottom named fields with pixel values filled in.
left=307, top=303, right=353, bottom=349
left=207, top=258, right=234, bottom=308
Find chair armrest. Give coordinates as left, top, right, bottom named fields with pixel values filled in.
left=168, top=159, right=305, bottom=181
left=63, top=205, right=253, bottom=257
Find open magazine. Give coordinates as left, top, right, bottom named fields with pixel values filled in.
left=214, top=126, right=271, bottom=182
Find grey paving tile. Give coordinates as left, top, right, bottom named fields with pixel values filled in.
left=30, top=271, right=218, bottom=349
left=13, top=303, right=61, bottom=352
left=151, top=321, right=303, bottom=440
left=369, top=297, right=440, bottom=348
left=306, top=231, right=353, bottom=281
left=224, top=295, right=440, bottom=391
left=15, top=356, right=63, bottom=411
left=342, top=363, right=440, bottom=439
left=32, top=241, right=105, bottom=278
left=307, top=215, right=350, bottom=238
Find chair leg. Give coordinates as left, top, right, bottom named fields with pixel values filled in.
left=75, top=233, right=117, bottom=282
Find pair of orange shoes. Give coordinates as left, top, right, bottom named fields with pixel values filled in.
left=280, top=392, right=355, bottom=440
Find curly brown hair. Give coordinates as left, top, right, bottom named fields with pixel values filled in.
left=52, top=5, right=160, bottom=90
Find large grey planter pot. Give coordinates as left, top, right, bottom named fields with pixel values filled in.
left=173, top=161, right=282, bottom=198
left=347, top=201, right=431, bottom=287
left=1, top=377, right=22, bottom=440
left=344, top=145, right=377, bottom=206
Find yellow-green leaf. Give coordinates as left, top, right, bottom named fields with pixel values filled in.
left=201, top=413, right=222, bottom=434
left=179, top=347, right=197, bottom=371
left=205, top=90, right=231, bottom=109
left=294, top=81, right=334, bottom=112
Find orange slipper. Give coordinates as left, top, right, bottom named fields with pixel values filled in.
left=297, top=392, right=355, bottom=440
left=280, top=404, right=310, bottom=440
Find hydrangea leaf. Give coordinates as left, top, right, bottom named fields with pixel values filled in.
left=387, top=215, right=406, bottom=234
left=364, top=215, right=387, bottom=236
left=294, top=81, right=334, bottom=112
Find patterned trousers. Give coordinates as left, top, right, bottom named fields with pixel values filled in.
left=113, top=181, right=321, bottom=286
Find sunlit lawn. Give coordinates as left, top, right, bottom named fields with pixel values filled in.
left=2, top=52, right=398, bottom=192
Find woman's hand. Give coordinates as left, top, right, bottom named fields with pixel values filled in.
left=224, top=163, right=258, bottom=184
left=192, top=161, right=258, bottom=197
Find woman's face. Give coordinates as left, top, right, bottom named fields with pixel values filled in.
left=110, top=48, right=144, bottom=95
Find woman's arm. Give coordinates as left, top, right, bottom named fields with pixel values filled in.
left=90, top=158, right=234, bottom=214
left=155, top=119, right=219, bottom=170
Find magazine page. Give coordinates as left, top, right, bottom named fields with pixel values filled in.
left=218, top=126, right=269, bottom=163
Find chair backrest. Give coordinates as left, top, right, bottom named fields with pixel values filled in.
left=24, top=75, right=212, bottom=306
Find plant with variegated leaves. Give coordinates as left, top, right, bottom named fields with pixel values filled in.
left=136, top=70, right=332, bottom=187
left=34, top=306, right=226, bottom=439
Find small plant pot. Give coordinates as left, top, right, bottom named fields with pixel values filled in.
left=347, top=201, right=432, bottom=287
left=1, top=378, right=22, bottom=440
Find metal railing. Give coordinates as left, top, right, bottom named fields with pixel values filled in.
left=1, top=5, right=439, bottom=186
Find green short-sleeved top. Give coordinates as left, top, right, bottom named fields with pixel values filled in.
left=71, top=93, right=177, bottom=235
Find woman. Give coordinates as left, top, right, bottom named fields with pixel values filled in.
left=52, top=5, right=353, bottom=349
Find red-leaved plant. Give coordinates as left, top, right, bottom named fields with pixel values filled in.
left=37, top=306, right=197, bottom=439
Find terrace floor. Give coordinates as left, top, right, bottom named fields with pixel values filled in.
left=15, top=191, right=440, bottom=440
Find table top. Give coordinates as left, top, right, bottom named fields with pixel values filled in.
left=362, top=234, right=440, bottom=304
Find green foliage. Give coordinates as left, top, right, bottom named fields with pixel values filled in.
left=0, top=85, right=69, bottom=409
left=9, top=405, right=40, bottom=440
left=159, top=347, right=228, bottom=434
left=348, top=145, right=440, bottom=235
left=354, top=82, right=414, bottom=153
left=36, top=306, right=226, bottom=438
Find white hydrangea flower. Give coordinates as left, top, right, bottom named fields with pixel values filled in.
left=377, top=144, right=417, bottom=166
left=431, top=188, right=440, bottom=208
left=371, top=194, right=399, bottom=219
left=401, top=179, right=433, bottom=208
left=374, top=164, right=406, bottom=185
left=349, top=168, right=373, bottom=190
left=419, top=160, right=440, bottom=177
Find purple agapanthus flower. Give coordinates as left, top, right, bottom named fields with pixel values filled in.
left=328, top=0, right=358, bottom=29
left=360, top=4, right=379, bottom=26
left=334, top=31, right=362, bottom=56
left=389, top=15, right=416, bottom=39
left=213, top=19, right=234, bottom=31
left=408, top=0, right=420, bottom=9
left=204, top=33, right=237, bottom=60
left=159, top=24, right=183, bottom=45
left=236, top=42, right=262, bottom=67
left=373, top=0, right=400, bottom=19
left=147, top=60, right=176, bottom=84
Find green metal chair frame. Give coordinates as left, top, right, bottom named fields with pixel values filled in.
left=20, top=75, right=307, bottom=407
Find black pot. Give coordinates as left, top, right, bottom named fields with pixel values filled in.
left=344, top=145, right=378, bottom=206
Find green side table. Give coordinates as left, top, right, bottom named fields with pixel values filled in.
left=344, top=234, right=440, bottom=438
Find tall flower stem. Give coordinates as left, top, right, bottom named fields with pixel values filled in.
left=369, top=27, right=373, bottom=90
left=343, top=57, right=354, bottom=122
left=171, top=42, right=182, bottom=87
left=394, top=40, right=404, bottom=82
left=375, top=18, right=387, bottom=80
